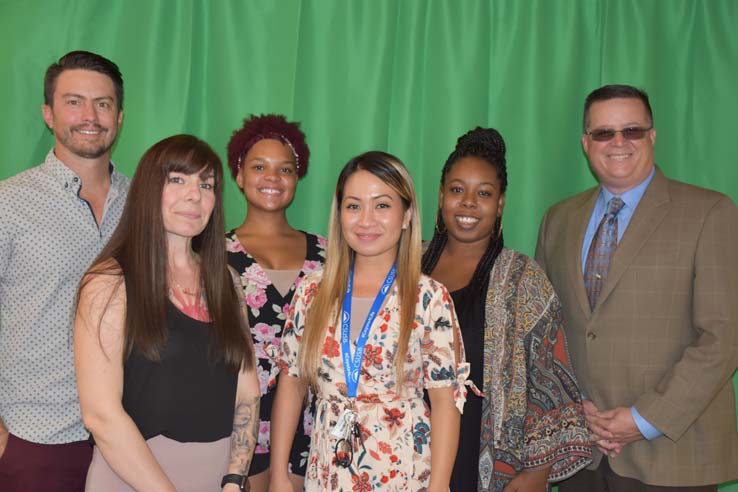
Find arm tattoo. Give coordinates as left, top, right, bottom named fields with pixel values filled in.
left=228, top=395, right=260, bottom=475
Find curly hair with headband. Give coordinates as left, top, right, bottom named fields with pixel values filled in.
left=226, top=114, right=311, bottom=180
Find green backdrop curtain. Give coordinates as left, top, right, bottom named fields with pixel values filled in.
left=1, top=1, right=736, bottom=489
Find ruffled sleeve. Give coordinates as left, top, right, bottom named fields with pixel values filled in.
left=419, top=276, right=469, bottom=414
left=520, top=268, right=592, bottom=481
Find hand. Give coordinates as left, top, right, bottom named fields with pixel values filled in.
left=502, top=465, right=550, bottom=492
left=0, top=428, right=8, bottom=460
left=268, top=472, right=295, bottom=492
left=589, top=406, right=644, bottom=444
left=586, top=404, right=644, bottom=456
left=582, top=400, right=623, bottom=457
left=223, top=484, right=244, bottom=492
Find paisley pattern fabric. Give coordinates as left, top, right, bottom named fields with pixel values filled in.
left=278, top=272, right=468, bottom=491
left=478, top=248, right=592, bottom=491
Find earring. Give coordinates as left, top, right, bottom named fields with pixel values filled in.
left=402, top=223, right=408, bottom=230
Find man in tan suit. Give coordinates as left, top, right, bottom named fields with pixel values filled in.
left=535, top=84, right=738, bottom=491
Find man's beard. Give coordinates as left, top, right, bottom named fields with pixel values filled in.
left=57, top=125, right=115, bottom=159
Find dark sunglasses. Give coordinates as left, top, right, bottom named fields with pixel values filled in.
left=585, top=126, right=653, bottom=142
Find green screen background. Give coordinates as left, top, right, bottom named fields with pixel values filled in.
left=1, top=1, right=736, bottom=488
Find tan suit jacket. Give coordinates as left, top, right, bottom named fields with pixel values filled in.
left=535, top=167, right=738, bottom=486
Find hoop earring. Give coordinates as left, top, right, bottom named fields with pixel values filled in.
left=434, top=210, right=446, bottom=235
left=492, top=216, right=503, bottom=242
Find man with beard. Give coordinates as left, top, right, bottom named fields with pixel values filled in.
left=0, top=51, right=129, bottom=491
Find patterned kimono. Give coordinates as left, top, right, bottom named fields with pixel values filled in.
left=278, top=272, right=468, bottom=492
left=477, top=248, right=592, bottom=491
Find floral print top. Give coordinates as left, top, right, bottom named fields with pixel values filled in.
left=226, top=230, right=327, bottom=475
left=278, top=271, right=469, bottom=491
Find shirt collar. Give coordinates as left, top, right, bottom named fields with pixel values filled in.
left=599, top=165, right=656, bottom=211
left=40, top=149, right=124, bottom=193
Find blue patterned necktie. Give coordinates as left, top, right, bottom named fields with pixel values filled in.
left=584, top=197, right=625, bottom=311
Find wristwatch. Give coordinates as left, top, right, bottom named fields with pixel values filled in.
left=221, top=474, right=247, bottom=491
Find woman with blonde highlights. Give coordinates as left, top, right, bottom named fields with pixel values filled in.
left=270, top=151, right=468, bottom=492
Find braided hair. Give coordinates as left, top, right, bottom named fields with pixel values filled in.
left=421, top=127, right=508, bottom=303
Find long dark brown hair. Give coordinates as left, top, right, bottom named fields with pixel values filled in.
left=81, top=134, right=252, bottom=370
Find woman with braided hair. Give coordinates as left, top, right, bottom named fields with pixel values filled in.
left=422, top=127, right=592, bottom=492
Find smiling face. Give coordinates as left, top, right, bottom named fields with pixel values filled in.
left=582, top=97, right=656, bottom=194
left=440, top=156, right=505, bottom=247
left=236, top=138, right=298, bottom=213
left=41, top=69, right=123, bottom=162
left=340, top=170, right=412, bottom=267
left=161, top=170, right=216, bottom=241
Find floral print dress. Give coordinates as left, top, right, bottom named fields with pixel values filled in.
left=278, top=271, right=469, bottom=492
left=226, top=230, right=327, bottom=475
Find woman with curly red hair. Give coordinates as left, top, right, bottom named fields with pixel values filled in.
left=225, top=114, right=326, bottom=492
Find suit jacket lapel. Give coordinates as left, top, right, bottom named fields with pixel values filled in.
left=567, top=188, right=599, bottom=318
left=596, top=168, right=671, bottom=308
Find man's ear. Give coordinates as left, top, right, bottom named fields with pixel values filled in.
left=42, top=104, right=54, bottom=129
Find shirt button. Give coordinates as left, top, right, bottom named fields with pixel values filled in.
left=594, top=273, right=602, bottom=279
left=587, top=332, right=597, bottom=341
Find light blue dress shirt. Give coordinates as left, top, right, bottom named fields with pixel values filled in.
left=580, top=166, right=662, bottom=440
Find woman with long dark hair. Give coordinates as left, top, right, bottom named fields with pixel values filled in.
left=422, top=128, right=592, bottom=492
left=270, top=151, right=467, bottom=492
left=225, top=114, right=326, bottom=492
left=75, top=134, right=259, bottom=491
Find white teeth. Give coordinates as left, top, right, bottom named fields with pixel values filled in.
left=77, top=130, right=101, bottom=135
left=457, top=216, right=479, bottom=224
left=608, top=153, right=631, bottom=160
left=259, top=188, right=281, bottom=195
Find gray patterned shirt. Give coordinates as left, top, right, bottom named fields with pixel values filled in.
left=0, top=150, right=129, bottom=444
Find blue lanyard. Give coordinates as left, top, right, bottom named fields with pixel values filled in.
left=340, top=263, right=397, bottom=398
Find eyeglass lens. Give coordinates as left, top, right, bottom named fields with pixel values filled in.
left=589, top=127, right=650, bottom=142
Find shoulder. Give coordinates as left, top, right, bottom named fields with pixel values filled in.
left=304, top=231, right=328, bottom=259
left=0, top=164, right=47, bottom=205
left=418, top=273, right=448, bottom=294
left=543, top=186, right=598, bottom=220
left=78, top=259, right=126, bottom=315
left=503, top=248, right=550, bottom=282
left=295, top=269, right=324, bottom=299
left=110, top=167, right=131, bottom=190
left=81, top=258, right=124, bottom=291
left=665, top=175, right=737, bottom=211
left=488, top=248, right=556, bottom=305
left=225, top=229, right=245, bottom=254
left=417, top=273, right=453, bottom=308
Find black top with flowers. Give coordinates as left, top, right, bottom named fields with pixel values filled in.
left=225, top=230, right=326, bottom=476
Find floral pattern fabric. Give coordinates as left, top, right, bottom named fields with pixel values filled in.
left=226, top=230, right=326, bottom=475
left=278, top=272, right=468, bottom=492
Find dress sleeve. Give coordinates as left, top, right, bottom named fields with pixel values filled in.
left=275, top=273, right=317, bottom=378
left=521, top=268, right=592, bottom=481
left=420, top=279, right=469, bottom=414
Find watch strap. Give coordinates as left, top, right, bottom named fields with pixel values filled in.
left=221, top=473, right=246, bottom=491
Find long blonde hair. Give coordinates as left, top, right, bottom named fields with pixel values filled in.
left=298, top=151, right=422, bottom=386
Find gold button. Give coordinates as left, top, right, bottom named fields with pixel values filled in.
left=587, top=332, right=597, bottom=340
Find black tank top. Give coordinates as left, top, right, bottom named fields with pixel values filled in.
left=122, top=302, right=238, bottom=442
